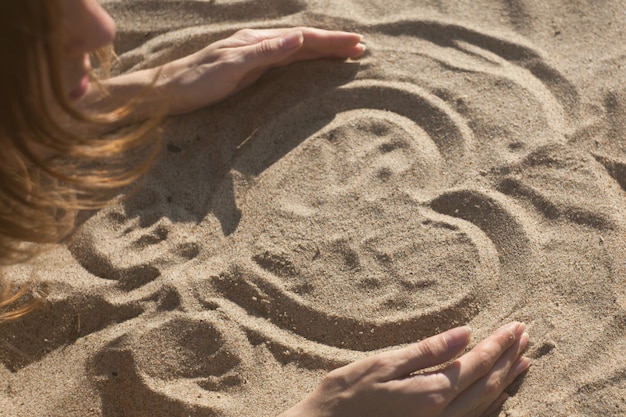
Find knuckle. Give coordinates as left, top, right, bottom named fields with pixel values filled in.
left=320, top=368, right=350, bottom=391
left=369, top=355, right=392, bottom=371
left=408, top=375, right=451, bottom=412
left=375, top=381, right=397, bottom=399
left=413, top=373, right=454, bottom=398
left=217, top=49, right=241, bottom=66
left=428, top=372, right=453, bottom=393
left=234, top=28, right=255, bottom=38
left=417, top=336, right=446, bottom=358
left=422, top=391, right=447, bottom=411
left=360, top=356, right=394, bottom=381
left=485, top=377, right=502, bottom=396
left=255, top=39, right=275, bottom=57
left=485, top=372, right=507, bottom=395
left=475, top=349, right=495, bottom=374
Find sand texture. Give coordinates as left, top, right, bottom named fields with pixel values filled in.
left=2, top=1, right=626, bottom=416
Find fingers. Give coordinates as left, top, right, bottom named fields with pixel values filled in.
left=445, top=325, right=530, bottom=417
left=295, top=27, right=365, bottom=58
left=304, top=323, right=528, bottom=417
left=236, top=30, right=304, bottom=68
left=233, top=27, right=365, bottom=67
left=286, top=27, right=366, bottom=60
left=374, top=326, right=473, bottom=381
left=237, top=27, right=363, bottom=52
left=442, top=322, right=525, bottom=394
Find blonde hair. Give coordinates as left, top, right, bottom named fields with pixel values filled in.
left=0, top=1, right=161, bottom=320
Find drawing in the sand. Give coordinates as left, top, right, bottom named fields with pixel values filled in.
left=3, top=1, right=625, bottom=415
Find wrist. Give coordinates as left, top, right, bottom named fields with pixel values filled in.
left=154, top=59, right=189, bottom=116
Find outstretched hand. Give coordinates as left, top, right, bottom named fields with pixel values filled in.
left=280, top=322, right=530, bottom=417
left=162, top=27, right=365, bottom=114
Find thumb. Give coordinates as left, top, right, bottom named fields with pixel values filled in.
left=243, top=31, right=304, bottom=67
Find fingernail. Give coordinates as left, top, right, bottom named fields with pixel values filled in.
left=515, top=322, right=526, bottom=338
left=519, top=332, right=530, bottom=350
left=514, top=357, right=531, bottom=374
left=444, top=325, right=472, bottom=349
left=344, top=32, right=364, bottom=41
left=281, top=31, right=303, bottom=50
left=356, top=43, right=367, bottom=53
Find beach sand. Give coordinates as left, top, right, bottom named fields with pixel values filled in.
left=1, top=1, right=625, bottom=416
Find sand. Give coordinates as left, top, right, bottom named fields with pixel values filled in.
left=1, top=0, right=626, bottom=416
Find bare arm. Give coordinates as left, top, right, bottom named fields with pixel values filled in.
left=79, top=28, right=365, bottom=124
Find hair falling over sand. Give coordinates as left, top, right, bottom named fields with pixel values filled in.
left=0, top=1, right=161, bottom=320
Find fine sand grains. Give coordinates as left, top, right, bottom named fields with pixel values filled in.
left=1, top=1, right=626, bottom=416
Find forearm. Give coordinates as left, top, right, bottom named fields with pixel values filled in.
left=80, top=60, right=188, bottom=125
left=75, top=27, right=365, bottom=131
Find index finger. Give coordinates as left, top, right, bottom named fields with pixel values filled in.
left=374, top=325, right=472, bottom=381
left=290, top=27, right=365, bottom=60
left=236, top=27, right=365, bottom=60
left=238, top=27, right=362, bottom=45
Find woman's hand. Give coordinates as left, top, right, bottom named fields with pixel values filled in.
left=280, top=322, right=530, bottom=417
left=160, top=27, right=365, bottom=114
left=84, top=27, right=364, bottom=125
